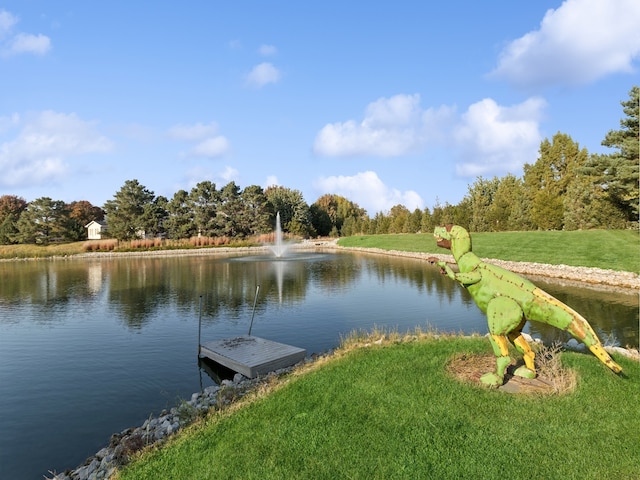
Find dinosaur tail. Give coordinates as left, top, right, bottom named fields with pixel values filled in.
left=532, top=288, right=622, bottom=374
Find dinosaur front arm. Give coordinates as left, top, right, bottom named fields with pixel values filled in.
left=436, top=261, right=482, bottom=285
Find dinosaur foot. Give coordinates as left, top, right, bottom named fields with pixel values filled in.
left=513, top=366, right=536, bottom=379
left=480, top=372, right=504, bottom=387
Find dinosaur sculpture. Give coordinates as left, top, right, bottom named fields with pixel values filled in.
left=428, top=225, right=622, bottom=386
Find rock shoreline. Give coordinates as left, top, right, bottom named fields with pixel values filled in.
left=338, top=246, right=640, bottom=291
left=46, top=365, right=306, bottom=480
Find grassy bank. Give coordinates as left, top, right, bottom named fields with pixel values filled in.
left=0, top=238, right=258, bottom=260
left=2, top=230, right=638, bottom=273
left=117, top=335, right=639, bottom=479
left=338, top=230, right=640, bottom=273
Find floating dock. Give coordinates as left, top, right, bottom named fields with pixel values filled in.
left=199, top=335, right=307, bottom=378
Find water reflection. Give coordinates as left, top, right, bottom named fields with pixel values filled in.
left=0, top=253, right=637, bottom=348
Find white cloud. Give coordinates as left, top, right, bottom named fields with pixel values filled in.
left=264, top=175, right=280, bottom=188
left=245, top=62, right=281, bottom=88
left=490, top=0, right=640, bottom=89
left=219, top=165, right=239, bottom=182
left=0, top=9, right=51, bottom=57
left=0, top=10, right=18, bottom=36
left=452, top=97, right=546, bottom=177
left=189, top=136, right=230, bottom=158
left=0, top=113, right=20, bottom=133
left=5, top=32, right=51, bottom=56
left=258, top=44, right=277, bottom=56
left=314, top=93, right=545, bottom=179
left=0, top=110, right=113, bottom=187
left=168, top=122, right=219, bottom=141
left=168, top=121, right=230, bottom=158
left=314, top=171, right=424, bottom=214
left=313, top=94, right=454, bottom=157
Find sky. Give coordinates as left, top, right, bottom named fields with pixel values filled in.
left=1, top=0, right=639, bottom=216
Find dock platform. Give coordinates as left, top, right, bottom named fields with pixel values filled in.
left=199, top=335, right=307, bottom=378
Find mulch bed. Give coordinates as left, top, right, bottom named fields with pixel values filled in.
left=447, top=353, right=556, bottom=394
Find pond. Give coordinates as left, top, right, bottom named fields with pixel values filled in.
left=0, top=249, right=637, bottom=479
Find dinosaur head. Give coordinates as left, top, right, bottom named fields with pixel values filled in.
left=433, top=225, right=472, bottom=259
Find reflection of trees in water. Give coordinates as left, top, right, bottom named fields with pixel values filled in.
left=1, top=254, right=637, bottom=346
left=527, top=278, right=639, bottom=347
left=527, top=295, right=638, bottom=348
left=0, top=261, right=102, bottom=325
left=107, top=258, right=172, bottom=329
left=359, top=253, right=476, bottom=308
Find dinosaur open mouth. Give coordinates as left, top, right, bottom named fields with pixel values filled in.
left=436, top=236, right=451, bottom=249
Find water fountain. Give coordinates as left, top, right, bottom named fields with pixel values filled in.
left=270, top=212, right=288, bottom=258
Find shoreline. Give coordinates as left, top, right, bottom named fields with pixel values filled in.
left=5, top=239, right=639, bottom=291
left=336, top=245, right=640, bottom=292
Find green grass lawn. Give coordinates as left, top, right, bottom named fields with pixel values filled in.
left=117, top=336, right=639, bottom=480
left=338, top=230, right=640, bottom=273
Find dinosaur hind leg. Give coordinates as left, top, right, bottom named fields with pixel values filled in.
left=481, top=334, right=511, bottom=386
left=508, top=329, right=536, bottom=379
left=481, top=297, right=525, bottom=387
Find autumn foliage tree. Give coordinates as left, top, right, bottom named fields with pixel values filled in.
left=0, top=194, right=27, bottom=244
left=67, top=200, right=105, bottom=241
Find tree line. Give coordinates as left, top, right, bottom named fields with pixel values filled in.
left=0, top=86, right=637, bottom=245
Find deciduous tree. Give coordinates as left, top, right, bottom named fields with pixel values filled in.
left=265, top=186, right=314, bottom=237
left=67, top=200, right=104, bottom=241
left=524, top=133, right=587, bottom=230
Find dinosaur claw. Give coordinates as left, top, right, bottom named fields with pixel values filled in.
left=480, top=372, right=503, bottom=387
left=514, top=366, right=536, bottom=379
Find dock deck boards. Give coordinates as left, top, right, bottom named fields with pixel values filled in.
left=199, top=335, right=306, bottom=378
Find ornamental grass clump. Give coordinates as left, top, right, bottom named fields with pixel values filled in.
left=533, top=342, right=578, bottom=395
left=188, top=236, right=232, bottom=247
left=82, top=239, right=117, bottom=251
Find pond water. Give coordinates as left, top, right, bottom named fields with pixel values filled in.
left=0, top=250, right=637, bottom=479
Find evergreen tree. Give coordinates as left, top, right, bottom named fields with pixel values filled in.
left=189, top=181, right=219, bottom=237
left=240, top=185, right=272, bottom=236
left=165, top=189, right=196, bottom=239
left=216, top=182, right=243, bottom=237
left=103, top=179, right=156, bottom=240
left=583, top=86, right=639, bottom=223
left=14, top=197, right=69, bottom=244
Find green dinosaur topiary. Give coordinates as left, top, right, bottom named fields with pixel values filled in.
left=429, top=225, right=622, bottom=386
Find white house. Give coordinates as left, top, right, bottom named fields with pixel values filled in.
left=85, top=220, right=107, bottom=240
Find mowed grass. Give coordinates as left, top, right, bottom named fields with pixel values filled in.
left=338, top=230, right=640, bottom=273
left=0, top=241, right=87, bottom=259
left=117, top=336, right=639, bottom=480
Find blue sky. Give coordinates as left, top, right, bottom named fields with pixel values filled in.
left=1, top=1, right=638, bottom=216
